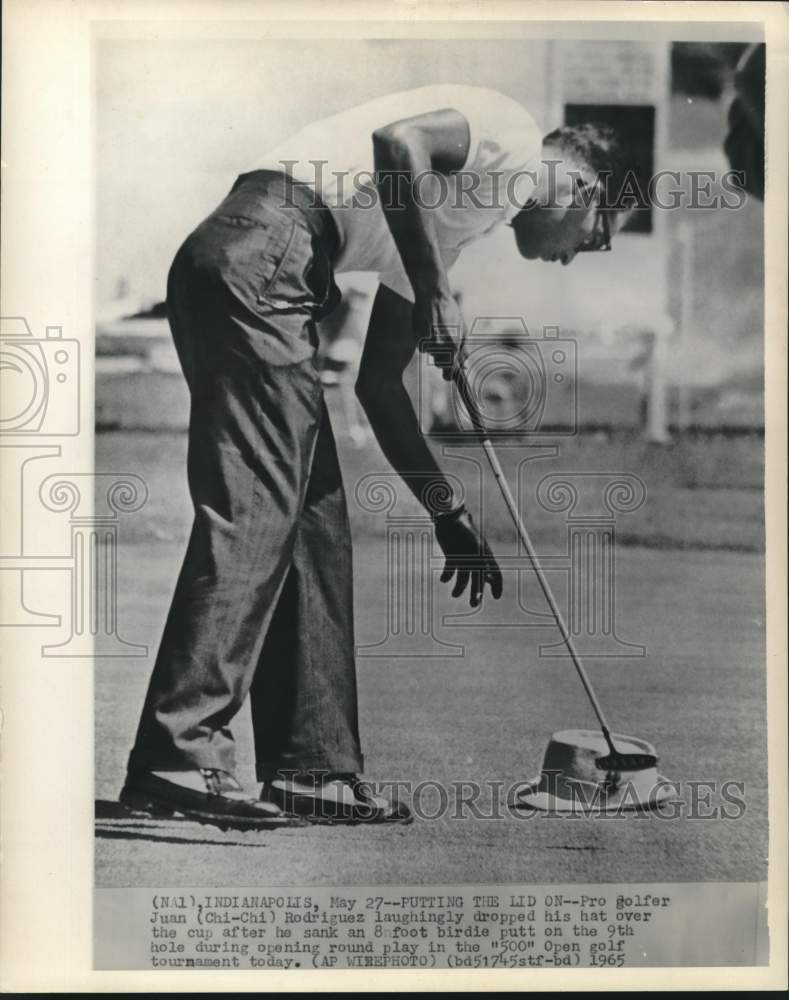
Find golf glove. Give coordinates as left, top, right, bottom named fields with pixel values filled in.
left=434, top=505, right=503, bottom=607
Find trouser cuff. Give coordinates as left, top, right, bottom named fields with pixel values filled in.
left=256, top=752, right=365, bottom=782
left=127, top=745, right=236, bottom=777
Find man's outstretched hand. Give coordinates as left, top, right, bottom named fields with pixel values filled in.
left=434, top=505, right=503, bottom=608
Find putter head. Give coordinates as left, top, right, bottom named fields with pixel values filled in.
left=595, top=751, right=658, bottom=772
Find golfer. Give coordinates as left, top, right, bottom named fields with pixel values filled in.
left=122, top=84, right=634, bottom=828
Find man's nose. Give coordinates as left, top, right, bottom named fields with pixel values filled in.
left=560, top=249, right=577, bottom=266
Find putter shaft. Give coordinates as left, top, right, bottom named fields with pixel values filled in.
left=453, top=364, right=620, bottom=755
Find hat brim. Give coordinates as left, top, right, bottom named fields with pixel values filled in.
left=510, top=774, right=677, bottom=814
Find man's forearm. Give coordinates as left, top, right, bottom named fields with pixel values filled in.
left=358, top=380, right=459, bottom=515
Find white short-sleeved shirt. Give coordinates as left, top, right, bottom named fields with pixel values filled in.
left=259, top=85, right=543, bottom=301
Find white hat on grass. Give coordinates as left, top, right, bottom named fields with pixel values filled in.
left=511, top=729, right=676, bottom=814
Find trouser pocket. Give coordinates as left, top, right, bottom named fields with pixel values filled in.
left=189, top=193, right=335, bottom=317
left=174, top=214, right=336, bottom=367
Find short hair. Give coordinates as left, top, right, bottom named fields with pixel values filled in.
left=543, top=123, right=637, bottom=211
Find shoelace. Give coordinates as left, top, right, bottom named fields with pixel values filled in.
left=200, top=768, right=241, bottom=794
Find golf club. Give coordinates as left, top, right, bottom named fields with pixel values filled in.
left=451, top=353, right=658, bottom=775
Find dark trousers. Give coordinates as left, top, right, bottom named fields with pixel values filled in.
left=128, top=172, right=364, bottom=781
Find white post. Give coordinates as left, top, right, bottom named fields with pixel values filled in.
left=677, top=218, right=694, bottom=431
left=645, top=316, right=673, bottom=444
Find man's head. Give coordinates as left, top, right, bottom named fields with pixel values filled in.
left=510, top=122, right=635, bottom=265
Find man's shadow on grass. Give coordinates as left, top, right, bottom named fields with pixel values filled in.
left=95, top=799, right=286, bottom=847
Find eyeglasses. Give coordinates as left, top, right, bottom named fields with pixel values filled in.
left=577, top=210, right=611, bottom=253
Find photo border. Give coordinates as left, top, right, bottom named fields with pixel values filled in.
left=1, top=0, right=786, bottom=991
